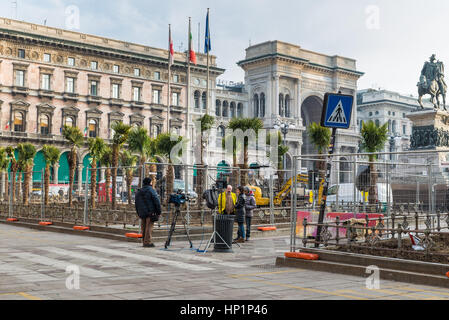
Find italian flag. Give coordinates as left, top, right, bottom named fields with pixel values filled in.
left=5, top=121, right=9, bottom=130
left=169, top=26, right=174, bottom=66
left=189, top=32, right=197, bottom=65
left=84, top=127, right=88, bottom=137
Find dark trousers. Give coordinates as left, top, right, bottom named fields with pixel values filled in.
left=141, top=217, right=154, bottom=246
left=245, top=217, right=252, bottom=239
left=237, top=222, right=245, bottom=239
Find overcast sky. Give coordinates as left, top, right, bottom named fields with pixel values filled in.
left=3, top=0, right=449, bottom=96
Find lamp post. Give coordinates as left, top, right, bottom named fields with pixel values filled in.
left=274, top=120, right=296, bottom=180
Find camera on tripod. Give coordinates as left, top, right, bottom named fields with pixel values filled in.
left=169, top=189, right=190, bottom=206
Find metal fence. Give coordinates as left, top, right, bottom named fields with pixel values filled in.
left=0, top=162, right=296, bottom=232
left=288, top=149, right=449, bottom=256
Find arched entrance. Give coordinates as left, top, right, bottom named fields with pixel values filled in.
left=301, top=95, right=324, bottom=171
left=32, top=150, right=46, bottom=184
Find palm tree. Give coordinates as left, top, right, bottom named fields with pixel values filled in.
left=360, top=120, right=389, bottom=208
left=0, top=148, right=9, bottom=201
left=197, top=114, right=215, bottom=205
left=127, top=127, right=151, bottom=187
left=17, top=143, right=37, bottom=205
left=155, top=133, right=183, bottom=198
left=62, top=125, right=84, bottom=207
left=221, top=133, right=242, bottom=187
left=99, top=146, right=113, bottom=204
left=148, top=138, right=158, bottom=188
left=42, top=145, right=61, bottom=205
left=119, top=150, right=138, bottom=205
left=307, top=122, right=331, bottom=205
left=87, top=137, right=106, bottom=209
left=111, top=122, right=131, bottom=210
left=227, top=118, right=264, bottom=185
left=6, top=147, right=18, bottom=203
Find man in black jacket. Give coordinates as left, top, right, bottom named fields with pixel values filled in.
left=135, top=178, right=161, bottom=248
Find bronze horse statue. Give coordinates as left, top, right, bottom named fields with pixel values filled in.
left=418, top=61, right=447, bottom=111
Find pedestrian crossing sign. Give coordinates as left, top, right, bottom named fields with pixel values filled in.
left=321, top=93, right=354, bottom=129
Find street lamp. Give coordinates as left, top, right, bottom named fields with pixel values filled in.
left=273, top=120, right=296, bottom=171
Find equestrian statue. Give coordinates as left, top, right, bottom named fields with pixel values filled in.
left=418, top=54, right=447, bottom=111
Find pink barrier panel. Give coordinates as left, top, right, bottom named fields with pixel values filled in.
left=296, top=211, right=384, bottom=238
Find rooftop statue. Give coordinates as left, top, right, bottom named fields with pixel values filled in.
left=418, top=54, right=447, bottom=111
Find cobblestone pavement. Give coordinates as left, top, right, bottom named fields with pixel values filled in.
left=0, top=223, right=448, bottom=300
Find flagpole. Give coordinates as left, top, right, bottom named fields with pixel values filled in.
left=186, top=18, right=191, bottom=150
left=206, top=8, right=210, bottom=116
left=167, top=24, right=171, bottom=133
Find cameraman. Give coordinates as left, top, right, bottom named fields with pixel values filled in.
left=135, top=178, right=161, bottom=248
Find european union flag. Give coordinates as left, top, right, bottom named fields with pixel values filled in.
left=204, top=11, right=211, bottom=54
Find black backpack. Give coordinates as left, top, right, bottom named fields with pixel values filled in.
left=203, top=188, right=218, bottom=210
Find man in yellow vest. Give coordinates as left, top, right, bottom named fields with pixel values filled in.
left=218, top=185, right=237, bottom=214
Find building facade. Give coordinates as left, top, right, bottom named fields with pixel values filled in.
left=357, top=88, right=433, bottom=159
left=0, top=18, right=364, bottom=187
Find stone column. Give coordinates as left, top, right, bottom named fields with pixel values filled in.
left=77, top=164, right=83, bottom=196
left=274, top=75, right=280, bottom=118
left=296, top=79, right=302, bottom=124
left=53, top=163, right=59, bottom=185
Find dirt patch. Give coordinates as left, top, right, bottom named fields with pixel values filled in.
left=333, top=233, right=449, bottom=264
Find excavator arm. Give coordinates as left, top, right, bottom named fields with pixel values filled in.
left=273, top=174, right=308, bottom=205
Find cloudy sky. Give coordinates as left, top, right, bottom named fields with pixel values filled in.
left=2, top=0, right=449, bottom=96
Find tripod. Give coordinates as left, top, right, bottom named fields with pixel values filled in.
left=165, top=204, right=193, bottom=249
left=200, top=209, right=237, bottom=254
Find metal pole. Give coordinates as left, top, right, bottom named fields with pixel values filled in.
left=353, top=158, right=358, bottom=218
left=269, top=174, right=274, bottom=225
left=185, top=164, right=190, bottom=228
left=83, top=166, right=89, bottom=226
left=8, top=172, right=12, bottom=219
left=290, top=156, right=297, bottom=252
left=316, top=128, right=337, bottom=247
left=41, top=169, right=44, bottom=222
left=428, top=162, right=432, bottom=214
left=386, top=160, right=390, bottom=217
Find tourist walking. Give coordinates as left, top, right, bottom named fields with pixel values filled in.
left=244, top=186, right=257, bottom=241
left=135, top=178, right=161, bottom=248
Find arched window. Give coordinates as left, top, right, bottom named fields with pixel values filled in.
left=194, top=90, right=200, bottom=109
left=285, top=95, right=291, bottom=118
left=14, top=111, right=24, bottom=132
left=218, top=125, right=225, bottom=137
left=40, top=114, right=50, bottom=135
left=89, top=119, right=98, bottom=138
left=215, top=100, right=221, bottom=117
left=260, top=93, right=265, bottom=117
left=375, top=119, right=380, bottom=127
left=65, top=117, right=74, bottom=127
left=201, top=92, right=207, bottom=110
left=392, top=120, right=397, bottom=134
left=237, top=103, right=243, bottom=117
left=230, top=102, right=236, bottom=118
left=279, top=94, right=284, bottom=117
left=388, top=120, right=392, bottom=133
left=254, top=94, right=259, bottom=117
left=222, top=101, right=229, bottom=118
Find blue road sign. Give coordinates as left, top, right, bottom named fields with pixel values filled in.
left=321, top=93, right=354, bottom=129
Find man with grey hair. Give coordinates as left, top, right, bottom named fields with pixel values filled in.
left=218, top=185, right=236, bottom=215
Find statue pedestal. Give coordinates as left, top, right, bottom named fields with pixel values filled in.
left=407, top=110, right=449, bottom=151
left=401, top=110, right=449, bottom=185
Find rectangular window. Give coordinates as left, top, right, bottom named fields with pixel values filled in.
left=134, top=68, right=140, bottom=77
left=91, top=61, right=98, bottom=70
left=15, top=70, right=25, bottom=86
left=41, top=74, right=51, bottom=90
left=403, top=125, right=406, bottom=135
left=18, top=49, right=25, bottom=59
left=90, top=81, right=98, bottom=96
left=172, top=92, right=179, bottom=106
left=133, top=87, right=141, bottom=102
left=173, top=75, right=179, bottom=83
left=43, top=53, right=51, bottom=63
left=152, top=90, right=160, bottom=104
left=112, top=84, right=120, bottom=99
left=68, top=57, right=75, bottom=66
left=113, top=65, right=120, bottom=73
left=154, top=71, right=161, bottom=80
left=66, top=77, right=75, bottom=93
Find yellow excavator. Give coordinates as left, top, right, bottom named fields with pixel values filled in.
left=248, top=174, right=309, bottom=207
